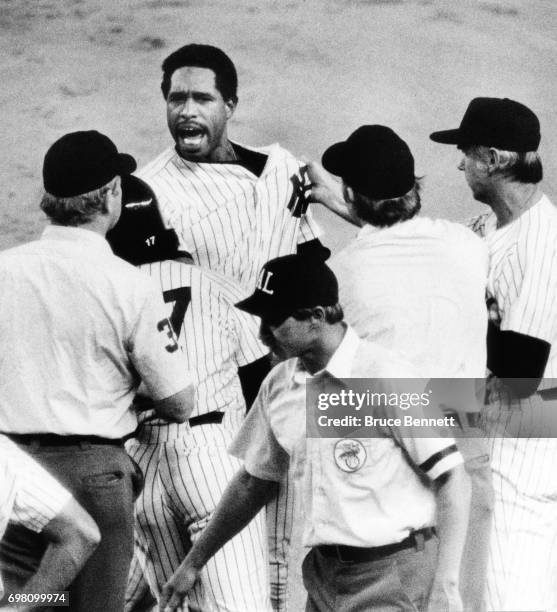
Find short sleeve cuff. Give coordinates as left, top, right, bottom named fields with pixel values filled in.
left=419, top=444, right=463, bottom=480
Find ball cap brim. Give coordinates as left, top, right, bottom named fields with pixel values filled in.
left=429, top=129, right=461, bottom=145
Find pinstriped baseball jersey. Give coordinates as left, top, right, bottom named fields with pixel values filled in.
left=136, top=259, right=266, bottom=424
left=469, top=194, right=557, bottom=384
left=138, top=143, right=320, bottom=294
left=125, top=258, right=271, bottom=611
left=470, top=194, right=557, bottom=611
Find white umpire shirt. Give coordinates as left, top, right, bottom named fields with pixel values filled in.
left=330, top=217, right=488, bottom=415
left=0, top=434, right=73, bottom=596
left=0, top=226, right=191, bottom=438
left=230, top=326, right=463, bottom=548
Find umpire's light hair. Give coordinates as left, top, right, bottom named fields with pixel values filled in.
left=40, top=177, right=117, bottom=226
left=465, top=145, right=543, bottom=185
left=350, top=178, right=422, bottom=228
left=161, top=43, right=238, bottom=103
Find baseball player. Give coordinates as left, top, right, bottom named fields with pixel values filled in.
left=430, top=97, right=557, bottom=611
left=159, top=253, right=471, bottom=612
left=306, top=125, right=491, bottom=611
left=0, top=131, right=193, bottom=612
left=0, top=434, right=99, bottom=607
left=138, top=43, right=328, bottom=610
left=107, top=176, right=272, bottom=612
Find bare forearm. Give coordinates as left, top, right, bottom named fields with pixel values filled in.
left=152, top=385, right=195, bottom=423
left=22, top=542, right=88, bottom=594
left=188, top=468, right=278, bottom=570
left=434, top=464, right=471, bottom=583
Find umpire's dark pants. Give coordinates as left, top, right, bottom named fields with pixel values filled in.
left=302, top=535, right=437, bottom=611
left=0, top=440, right=142, bottom=612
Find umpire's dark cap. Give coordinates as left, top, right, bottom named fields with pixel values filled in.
left=107, top=175, right=185, bottom=265
left=236, top=253, right=338, bottom=323
left=43, top=130, right=137, bottom=198
left=430, top=97, right=540, bottom=151
left=322, top=125, right=415, bottom=200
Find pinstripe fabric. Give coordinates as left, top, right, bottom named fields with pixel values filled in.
left=138, top=143, right=320, bottom=296
left=470, top=195, right=557, bottom=611
left=0, top=435, right=73, bottom=599
left=125, top=260, right=271, bottom=612
left=137, top=260, right=266, bottom=423
left=0, top=435, right=72, bottom=537
left=139, top=143, right=319, bottom=611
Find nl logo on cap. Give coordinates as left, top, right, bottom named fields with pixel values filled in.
left=256, top=269, right=274, bottom=295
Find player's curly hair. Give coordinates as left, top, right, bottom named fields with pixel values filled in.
left=161, top=44, right=238, bottom=103
left=40, top=177, right=116, bottom=226
left=350, top=179, right=422, bottom=228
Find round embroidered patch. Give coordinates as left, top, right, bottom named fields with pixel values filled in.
left=334, top=439, right=367, bottom=473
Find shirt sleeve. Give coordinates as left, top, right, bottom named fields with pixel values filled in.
left=498, top=242, right=557, bottom=343
left=228, top=303, right=268, bottom=367
left=228, top=380, right=289, bottom=481
left=379, top=379, right=463, bottom=481
left=129, top=282, right=193, bottom=400
left=10, top=446, right=73, bottom=533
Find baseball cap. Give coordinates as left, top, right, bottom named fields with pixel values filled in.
left=322, top=125, right=415, bottom=199
left=107, top=175, right=184, bottom=265
left=235, top=253, right=338, bottom=323
left=429, top=97, right=541, bottom=151
left=43, top=130, right=137, bottom=198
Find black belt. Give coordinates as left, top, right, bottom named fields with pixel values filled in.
left=4, top=433, right=125, bottom=447
left=316, top=527, right=435, bottom=563
left=189, top=411, right=224, bottom=427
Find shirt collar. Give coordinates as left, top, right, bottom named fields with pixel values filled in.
left=292, top=325, right=361, bottom=383
left=41, top=225, right=112, bottom=254
left=356, top=217, right=421, bottom=241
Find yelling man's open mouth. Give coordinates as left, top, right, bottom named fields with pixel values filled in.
left=177, top=124, right=206, bottom=150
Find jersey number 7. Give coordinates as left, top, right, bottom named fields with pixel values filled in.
left=163, top=287, right=192, bottom=337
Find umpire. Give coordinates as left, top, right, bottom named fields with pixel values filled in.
left=0, top=131, right=194, bottom=612
left=159, top=253, right=470, bottom=612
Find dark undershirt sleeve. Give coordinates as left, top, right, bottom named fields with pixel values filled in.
left=296, top=238, right=331, bottom=260
left=487, top=321, right=551, bottom=397
left=238, top=354, right=273, bottom=412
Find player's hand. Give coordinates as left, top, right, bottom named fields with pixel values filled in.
left=159, top=559, right=199, bottom=611
left=426, top=578, right=463, bottom=612
left=303, top=161, right=343, bottom=207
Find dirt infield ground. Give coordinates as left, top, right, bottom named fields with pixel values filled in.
left=1, top=0, right=556, bottom=253
left=1, top=0, right=556, bottom=608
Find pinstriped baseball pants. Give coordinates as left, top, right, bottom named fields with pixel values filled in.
left=481, top=389, right=557, bottom=612
left=124, top=417, right=271, bottom=612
